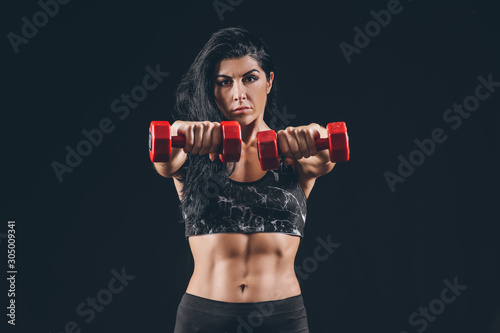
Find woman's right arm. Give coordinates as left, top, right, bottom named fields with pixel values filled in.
left=153, top=120, right=222, bottom=178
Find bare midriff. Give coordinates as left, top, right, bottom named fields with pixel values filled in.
left=185, top=232, right=301, bottom=303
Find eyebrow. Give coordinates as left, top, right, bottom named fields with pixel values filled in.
left=215, top=69, right=260, bottom=79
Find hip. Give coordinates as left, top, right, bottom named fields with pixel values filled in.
left=174, top=292, right=309, bottom=333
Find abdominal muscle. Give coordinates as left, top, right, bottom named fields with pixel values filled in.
left=185, top=232, right=302, bottom=303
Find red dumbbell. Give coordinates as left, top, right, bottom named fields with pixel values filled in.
left=257, top=122, right=350, bottom=171
left=149, top=121, right=242, bottom=163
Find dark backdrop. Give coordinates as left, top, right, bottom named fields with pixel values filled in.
left=2, top=0, right=499, bottom=332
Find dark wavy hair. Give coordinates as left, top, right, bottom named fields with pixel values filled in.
left=173, top=26, right=278, bottom=225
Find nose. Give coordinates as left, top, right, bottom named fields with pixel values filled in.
left=232, top=81, right=246, bottom=101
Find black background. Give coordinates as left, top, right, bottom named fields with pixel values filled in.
left=2, top=0, right=500, bottom=332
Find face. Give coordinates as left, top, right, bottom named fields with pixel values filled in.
left=213, top=55, right=274, bottom=126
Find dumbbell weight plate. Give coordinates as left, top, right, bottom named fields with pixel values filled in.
left=149, top=121, right=172, bottom=162
left=219, top=121, right=242, bottom=163
left=257, top=130, right=280, bottom=171
left=327, top=122, right=350, bottom=162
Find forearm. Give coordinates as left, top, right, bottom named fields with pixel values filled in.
left=152, top=150, right=186, bottom=177
left=153, top=148, right=187, bottom=178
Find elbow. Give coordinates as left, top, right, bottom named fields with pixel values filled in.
left=153, top=163, right=176, bottom=178
left=320, top=161, right=336, bottom=177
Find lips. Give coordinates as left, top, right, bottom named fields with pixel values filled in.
left=232, top=106, right=251, bottom=114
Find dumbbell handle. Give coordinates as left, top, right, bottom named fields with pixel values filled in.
left=170, top=135, right=226, bottom=151
left=171, top=135, right=186, bottom=149
left=312, top=138, right=330, bottom=151
left=273, top=136, right=330, bottom=152
left=169, top=132, right=240, bottom=163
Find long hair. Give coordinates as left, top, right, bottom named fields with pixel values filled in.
left=174, top=26, right=278, bottom=225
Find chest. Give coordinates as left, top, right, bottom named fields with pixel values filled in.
left=229, top=144, right=268, bottom=183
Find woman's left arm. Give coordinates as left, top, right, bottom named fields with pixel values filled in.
left=276, top=123, right=336, bottom=179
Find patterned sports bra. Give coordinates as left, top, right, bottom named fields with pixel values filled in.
left=180, top=160, right=307, bottom=239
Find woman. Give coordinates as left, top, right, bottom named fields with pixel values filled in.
left=153, top=26, right=335, bottom=332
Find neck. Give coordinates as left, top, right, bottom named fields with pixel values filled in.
left=240, top=117, right=270, bottom=147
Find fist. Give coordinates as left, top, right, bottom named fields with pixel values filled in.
left=276, top=123, right=322, bottom=164
left=172, top=121, right=222, bottom=161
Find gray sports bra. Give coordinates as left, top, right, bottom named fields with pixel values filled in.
left=180, top=160, right=307, bottom=239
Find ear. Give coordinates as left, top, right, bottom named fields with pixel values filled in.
left=266, top=71, right=274, bottom=94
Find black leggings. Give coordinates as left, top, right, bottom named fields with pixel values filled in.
left=174, top=293, right=309, bottom=333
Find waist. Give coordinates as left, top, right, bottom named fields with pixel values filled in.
left=186, top=257, right=301, bottom=302
left=178, top=292, right=305, bottom=317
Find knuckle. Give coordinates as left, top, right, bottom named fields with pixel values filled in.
left=209, top=143, right=218, bottom=152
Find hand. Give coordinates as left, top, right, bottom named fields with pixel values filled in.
left=172, top=121, right=222, bottom=161
left=276, top=123, right=322, bottom=165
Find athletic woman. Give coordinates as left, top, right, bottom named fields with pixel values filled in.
left=153, top=26, right=336, bottom=332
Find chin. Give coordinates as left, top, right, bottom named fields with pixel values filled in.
left=238, top=115, right=261, bottom=127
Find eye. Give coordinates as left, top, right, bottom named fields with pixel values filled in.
left=216, top=79, right=230, bottom=87
left=245, top=75, right=258, bottom=82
